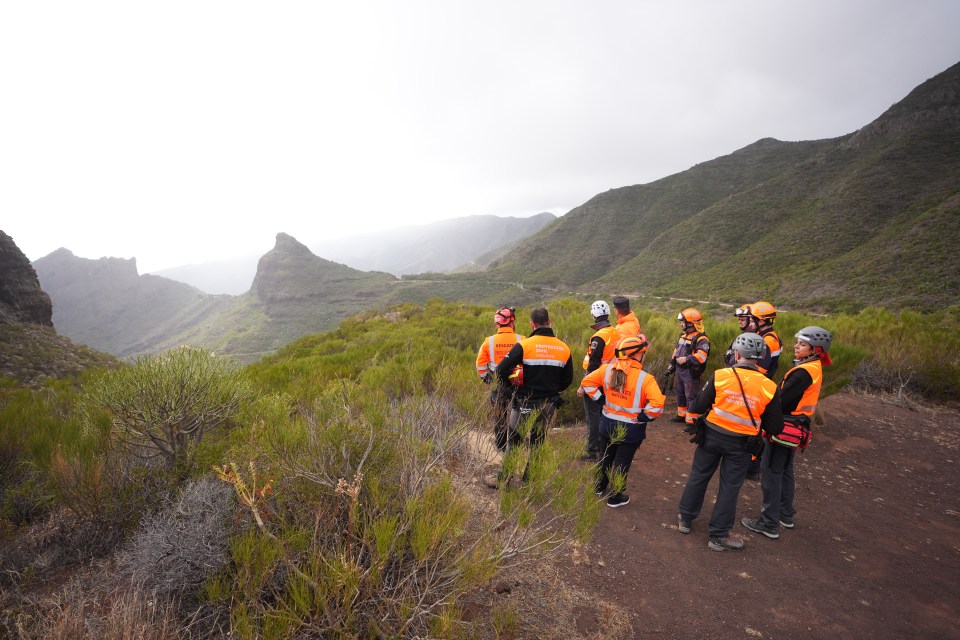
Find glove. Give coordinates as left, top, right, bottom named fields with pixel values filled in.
left=482, top=371, right=494, bottom=384
left=666, top=363, right=676, bottom=376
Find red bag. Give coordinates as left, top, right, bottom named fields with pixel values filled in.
left=770, top=415, right=812, bottom=450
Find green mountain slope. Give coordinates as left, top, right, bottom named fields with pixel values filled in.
left=487, top=61, right=960, bottom=311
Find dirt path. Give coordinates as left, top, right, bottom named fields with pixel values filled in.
left=477, top=392, right=960, bottom=639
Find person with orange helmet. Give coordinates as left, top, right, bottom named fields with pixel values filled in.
left=748, top=301, right=783, bottom=379
left=742, top=326, right=833, bottom=540
left=484, top=307, right=573, bottom=488
left=476, top=306, right=524, bottom=451
left=612, top=296, right=641, bottom=341
left=667, top=308, right=711, bottom=426
left=677, top=332, right=784, bottom=552
left=580, top=335, right=665, bottom=508
left=576, top=300, right=620, bottom=462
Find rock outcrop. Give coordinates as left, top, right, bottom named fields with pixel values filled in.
left=0, top=231, right=53, bottom=326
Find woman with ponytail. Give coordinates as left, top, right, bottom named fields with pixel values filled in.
left=580, top=335, right=666, bottom=508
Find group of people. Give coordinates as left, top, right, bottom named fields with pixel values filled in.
left=475, top=297, right=834, bottom=552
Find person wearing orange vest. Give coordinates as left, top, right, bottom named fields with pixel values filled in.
left=612, top=296, right=640, bottom=341
left=476, top=307, right=524, bottom=452
left=741, top=326, right=832, bottom=539
left=749, top=301, right=783, bottom=379
left=577, top=300, right=619, bottom=462
left=484, top=307, right=573, bottom=487
left=580, top=335, right=665, bottom=508
left=724, top=304, right=773, bottom=482
left=677, top=333, right=783, bottom=551
left=667, top=308, right=711, bottom=426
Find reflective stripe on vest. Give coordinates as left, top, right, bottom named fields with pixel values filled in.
left=762, top=329, right=783, bottom=357
left=583, top=325, right=620, bottom=369
left=521, top=335, right=571, bottom=368
left=784, top=360, right=822, bottom=416
left=477, top=329, right=522, bottom=375
left=707, top=367, right=777, bottom=436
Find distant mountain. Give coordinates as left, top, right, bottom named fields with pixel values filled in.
left=149, top=255, right=260, bottom=296
left=0, top=232, right=115, bottom=386
left=150, top=213, right=557, bottom=294
left=34, top=249, right=233, bottom=358
left=35, top=234, right=399, bottom=360
left=480, top=61, right=960, bottom=311
left=309, top=213, right=557, bottom=276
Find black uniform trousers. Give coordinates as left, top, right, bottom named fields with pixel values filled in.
left=678, top=427, right=752, bottom=538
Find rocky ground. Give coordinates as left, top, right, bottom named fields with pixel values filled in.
left=472, top=391, right=960, bottom=640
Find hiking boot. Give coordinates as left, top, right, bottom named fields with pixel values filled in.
left=708, top=535, right=745, bottom=552
left=594, top=482, right=608, bottom=497
left=670, top=415, right=686, bottom=423
left=677, top=514, right=691, bottom=534
left=579, top=452, right=599, bottom=463
left=482, top=473, right=500, bottom=489
left=779, top=516, right=795, bottom=529
left=606, top=493, right=630, bottom=508
left=741, top=516, right=780, bottom=539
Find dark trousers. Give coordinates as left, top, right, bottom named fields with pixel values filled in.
left=675, top=368, right=701, bottom=420
left=503, top=400, right=557, bottom=480
left=595, top=416, right=646, bottom=496
left=489, top=387, right=514, bottom=451
left=760, top=440, right=796, bottom=526
left=582, top=395, right=604, bottom=455
left=747, top=440, right=765, bottom=476
left=679, top=428, right=752, bottom=538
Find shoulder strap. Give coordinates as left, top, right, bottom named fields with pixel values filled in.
left=730, top=367, right=757, bottom=427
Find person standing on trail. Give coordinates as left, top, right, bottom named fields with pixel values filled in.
left=612, top=296, right=640, bottom=341
left=667, top=308, right=711, bottom=426
left=475, top=307, right=524, bottom=452
left=580, top=335, right=665, bottom=508
left=576, top=300, right=619, bottom=462
left=741, top=326, right=832, bottom=540
left=724, top=304, right=773, bottom=482
left=677, top=333, right=783, bottom=552
left=484, top=307, right=573, bottom=488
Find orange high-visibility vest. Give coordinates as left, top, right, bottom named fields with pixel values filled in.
left=580, top=360, right=665, bottom=422
left=582, top=325, right=620, bottom=370
left=762, top=329, right=783, bottom=358
left=707, top=367, right=778, bottom=436
left=476, top=327, right=524, bottom=377
left=520, top=334, right=571, bottom=368
left=782, top=360, right=823, bottom=416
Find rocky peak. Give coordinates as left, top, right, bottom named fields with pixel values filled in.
left=0, top=231, right=53, bottom=326
left=845, top=61, right=960, bottom=147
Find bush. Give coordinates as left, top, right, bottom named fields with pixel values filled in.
left=79, top=346, right=251, bottom=472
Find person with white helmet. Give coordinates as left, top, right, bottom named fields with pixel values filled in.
left=475, top=307, right=524, bottom=451
left=668, top=308, right=711, bottom=426
left=677, top=332, right=784, bottom=552
left=742, top=326, right=833, bottom=540
left=576, top=300, right=619, bottom=462
left=580, top=335, right=665, bottom=508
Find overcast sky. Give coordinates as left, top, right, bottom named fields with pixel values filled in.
left=3, top=1, right=959, bottom=273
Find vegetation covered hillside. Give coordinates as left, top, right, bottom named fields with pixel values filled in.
left=482, top=61, right=960, bottom=311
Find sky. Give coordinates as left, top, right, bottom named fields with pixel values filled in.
left=3, top=1, right=960, bottom=274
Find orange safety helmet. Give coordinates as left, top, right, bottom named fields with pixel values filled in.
left=677, top=308, right=702, bottom=323
left=750, top=301, right=777, bottom=322
left=615, top=335, right=649, bottom=359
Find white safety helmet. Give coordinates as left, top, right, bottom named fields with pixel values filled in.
left=590, top=300, right=610, bottom=319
